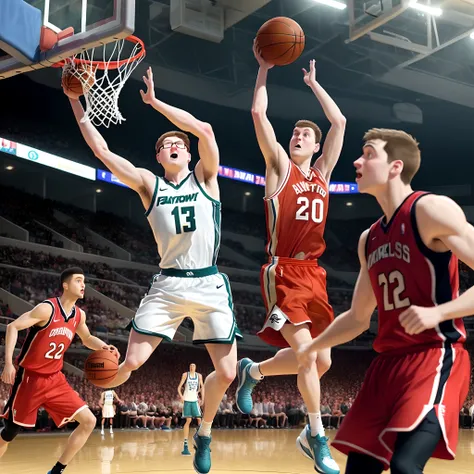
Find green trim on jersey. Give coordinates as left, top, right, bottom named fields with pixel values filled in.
left=191, top=172, right=221, bottom=266
left=159, top=266, right=218, bottom=278
left=212, top=202, right=221, bottom=266
left=144, top=176, right=159, bottom=217
left=192, top=171, right=220, bottom=205
left=131, top=320, right=172, bottom=341
left=162, top=172, right=193, bottom=190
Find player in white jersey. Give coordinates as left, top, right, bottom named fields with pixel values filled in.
left=65, top=66, right=241, bottom=474
left=99, top=390, right=121, bottom=435
left=178, top=363, right=204, bottom=456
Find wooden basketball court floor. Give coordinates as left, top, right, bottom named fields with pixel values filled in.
left=1, top=427, right=474, bottom=473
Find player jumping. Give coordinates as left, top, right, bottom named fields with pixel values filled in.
left=65, top=67, right=242, bottom=474
left=235, top=43, right=346, bottom=474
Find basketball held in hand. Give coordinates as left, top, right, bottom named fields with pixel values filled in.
left=255, top=17, right=305, bottom=66
left=84, top=349, right=118, bottom=388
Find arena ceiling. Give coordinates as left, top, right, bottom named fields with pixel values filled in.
left=15, top=0, right=474, bottom=122
left=130, top=0, right=474, bottom=122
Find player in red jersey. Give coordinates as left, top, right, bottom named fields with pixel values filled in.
left=236, top=42, right=346, bottom=474
left=297, top=128, right=472, bottom=473
left=0, top=267, right=119, bottom=474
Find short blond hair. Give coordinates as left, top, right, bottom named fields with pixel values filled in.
left=364, top=128, right=420, bottom=184
left=295, top=120, right=322, bottom=144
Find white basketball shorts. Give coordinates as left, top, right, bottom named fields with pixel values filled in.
left=130, top=266, right=242, bottom=344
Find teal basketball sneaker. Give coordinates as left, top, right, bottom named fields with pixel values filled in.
left=296, top=425, right=340, bottom=474
left=235, top=358, right=261, bottom=414
left=193, top=429, right=212, bottom=474
left=182, top=440, right=191, bottom=456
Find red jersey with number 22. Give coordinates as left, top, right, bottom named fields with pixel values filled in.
left=366, top=191, right=466, bottom=353
left=264, top=161, right=329, bottom=260
left=17, top=297, right=80, bottom=374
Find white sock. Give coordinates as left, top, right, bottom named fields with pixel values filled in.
left=249, top=363, right=264, bottom=380
left=198, top=421, right=212, bottom=437
left=308, top=412, right=324, bottom=437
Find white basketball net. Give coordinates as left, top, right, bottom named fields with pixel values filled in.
left=62, top=38, right=145, bottom=128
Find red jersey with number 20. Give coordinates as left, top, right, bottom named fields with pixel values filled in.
left=17, top=297, right=80, bottom=374
left=264, top=161, right=329, bottom=260
left=366, top=191, right=466, bottom=353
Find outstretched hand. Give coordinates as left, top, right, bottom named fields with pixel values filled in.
left=302, top=59, right=317, bottom=86
left=140, top=66, right=156, bottom=104
left=253, top=39, right=274, bottom=70
left=62, top=84, right=81, bottom=101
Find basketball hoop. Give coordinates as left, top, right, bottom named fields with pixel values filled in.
left=55, top=35, right=145, bottom=128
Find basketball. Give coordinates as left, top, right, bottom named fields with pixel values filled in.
left=61, top=64, right=95, bottom=97
left=255, top=17, right=305, bottom=66
left=84, top=349, right=118, bottom=388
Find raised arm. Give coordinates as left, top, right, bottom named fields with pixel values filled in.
left=140, top=67, right=218, bottom=181
left=399, top=195, right=474, bottom=333
left=66, top=92, right=155, bottom=207
left=297, top=229, right=377, bottom=367
left=177, top=373, right=187, bottom=400
left=1, top=303, right=52, bottom=384
left=251, top=41, right=288, bottom=177
left=304, top=60, right=346, bottom=182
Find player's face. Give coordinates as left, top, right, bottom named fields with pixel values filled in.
left=156, top=136, right=190, bottom=171
left=64, top=274, right=85, bottom=298
left=190, top=363, right=196, bottom=372
left=289, top=127, right=319, bottom=162
left=354, top=139, right=396, bottom=194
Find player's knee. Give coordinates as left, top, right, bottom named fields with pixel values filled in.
left=80, top=411, right=97, bottom=432
left=0, top=422, right=20, bottom=443
left=215, top=364, right=236, bottom=386
left=123, top=354, right=145, bottom=372
left=390, top=452, right=417, bottom=474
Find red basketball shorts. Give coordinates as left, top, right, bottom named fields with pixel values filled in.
left=332, top=342, right=470, bottom=469
left=0, top=368, right=88, bottom=428
left=258, top=257, right=334, bottom=348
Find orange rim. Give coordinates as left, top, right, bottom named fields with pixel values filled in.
left=52, top=35, right=145, bottom=70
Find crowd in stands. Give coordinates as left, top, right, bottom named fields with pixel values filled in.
left=0, top=345, right=370, bottom=433
left=0, top=244, right=361, bottom=337
left=2, top=342, right=474, bottom=434
left=0, top=185, right=369, bottom=272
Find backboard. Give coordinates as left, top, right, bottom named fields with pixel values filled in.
left=0, top=0, right=136, bottom=79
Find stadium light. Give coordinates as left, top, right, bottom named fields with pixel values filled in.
left=312, top=0, right=347, bottom=10
left=409, top=1, right=442, bottom=16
